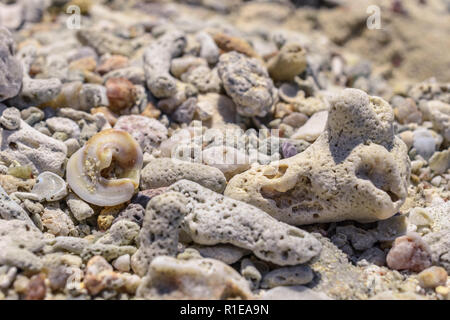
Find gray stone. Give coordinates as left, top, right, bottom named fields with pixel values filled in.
left=335, top=225, right=377, bottom=251
left=0, top=185, right=35, bottom=226
left=114, top=115, right=168, bottom=153
left=140, top=158, right=227, bottom=193
left=261, top=265, right=314, bottom=289
left=0, top=219, right=44, bottom=272
left=143, top=31, right=186, bottom=98
left=137, top=256, right=252, bottom=299
left=0, top=107, right=21, bottom=130
left=0, top=27, right=22, bottom=101
left=218, top=52, right=276, bottom=117
left=413, top=129, right=437, bottom=161
left=131, top=192, right=188, bottom=276
left=0, top=120, right=67, bottom=176
left=96, top=220, right=140, bottom=246
left=66, top=193, right=95, bottom=221
left=168, top=180, right=322, bottom=266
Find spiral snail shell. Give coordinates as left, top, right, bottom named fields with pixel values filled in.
left=66, top=129, right=143, bottom=206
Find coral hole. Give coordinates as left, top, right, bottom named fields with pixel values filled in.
left=355, top=158, right=399, bottom=203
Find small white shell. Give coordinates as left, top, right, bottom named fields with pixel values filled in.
left=31, top=171, right=68, bottom=201
left=66, top=129, right=143, bottom=206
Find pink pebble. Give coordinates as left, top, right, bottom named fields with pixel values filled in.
left=386, top=232, right=432, bottom=272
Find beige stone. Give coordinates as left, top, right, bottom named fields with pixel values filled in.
left=225, top=89, right=410, bottom=225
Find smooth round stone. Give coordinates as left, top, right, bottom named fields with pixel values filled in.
left=413, top=129, right=436, bottom=160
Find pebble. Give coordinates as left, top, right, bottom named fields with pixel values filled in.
left=291, top=110, right=328, bottom=142
left=0, top=27, right=23, bottom=101
left=386, top=232, right=432, bottom=272
left=168, top=180, right=322, bottom=266
left=213, top=32, right=259, bottom=58
left=105, top=78, right=137, bottom=112
left=413, top=129, right=436, bottom=160
left=218, top=52, right=276, bottom=117
left=417, top=266, right=448, bottom=289
left=114, top=115, right=167, bottom=153
left=140, top=158, right=226, bottom=193
left=137, top=256, right=252, bottom=300
left=261, top=265, right=314, bottom=289
left=112, top=254, right=131, bottom=273
left=66, top=193, right=95, bottom=221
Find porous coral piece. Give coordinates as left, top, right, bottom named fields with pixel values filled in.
left=182, top=65, right=221, bottom=94
left=131, top=192, right=188, bottom=277
left=136, top=256, right=253, bottom=300
left=80, top=243, right=137, bottom=262
left=113, top=115, right=168, bottom=153
left=8, top=77, right=62, bottom=109
left=170, top=56, right=207, bottom=78
left=76, top=29, right=136, bottom=57
left=113, top=203, right=146, bottom=227
left=96, top=220, right=139, bottom=246
left=66, top=129, right=143, bottom=206
left=0, top=107, right=21, bottom=130
left=143, top=30, right=186, bottom=98
left=0, top=185, right=35, bottom=225
left=267, top=42, right=307, bottom=82
left=241, top=258, right=262, bottom=290
left=0, top=120, right=68, bottom=176
left=192, top=244, right=249, bottom=265
left=423, top=206, right=450, bottom=272
left=172, top=97, right=197, bottom=123
left=386, top=232, right=432, bottom=272
left=41, top=208, right=77, bottom=237
left=0, top=175, right=35, bottom=194
left=0, top=27, right=23, bottom=101
left=46, top=117, right=81, bottom=140
left=168, top=180, right=322, bottom=266
left=225, top=89, right=410, bottom=225
left=0, top=219, right=44, bottom=272
left=217, top=52, right=277, bottom=117
left=140, top=158, right=227, bottom=193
